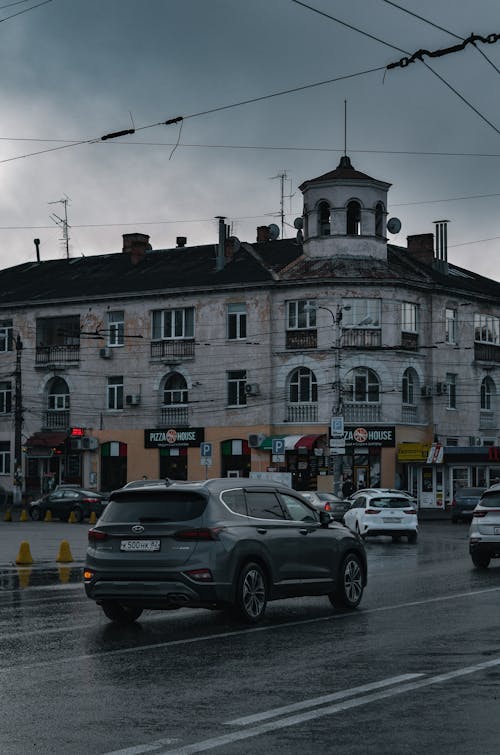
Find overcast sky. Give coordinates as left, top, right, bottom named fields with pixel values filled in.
left=0, top=0, right=499, bottom=279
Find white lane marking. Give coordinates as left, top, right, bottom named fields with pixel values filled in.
left=154, top=656, right=500, bottom=754
left=226, top=673, right=423, bottom=726
left=1, top=585, right=499, bottom=672
left=105, top=739, right=179, bottom=754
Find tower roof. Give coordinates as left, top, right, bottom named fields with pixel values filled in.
left=299, top=155, right=390, bottom=191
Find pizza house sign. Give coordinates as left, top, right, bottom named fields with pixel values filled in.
left=145, top=428, right=205, bottom=448
left=344, top=426, right=395, bottom=448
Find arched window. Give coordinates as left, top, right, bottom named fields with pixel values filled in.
left=318, top=201, right=331, bottom=236
left=481, top=376, right=495, bottom=411
left=375, top=202, right=384, bottom=237
left=47, top=377, right=69, bottom=410
left=402, top=368, right=418, bottom=405
left=289, top=367, right=317, bottom=403
left=163, top=372, right=188, bottom=405
left=346, top=368, right=380, bottom=403
left=346, top=200, right=361, bottom=235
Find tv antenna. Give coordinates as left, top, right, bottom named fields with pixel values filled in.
left=49, top=196, right=71, bottom=259
left=270, top=171, right=293, bottom=239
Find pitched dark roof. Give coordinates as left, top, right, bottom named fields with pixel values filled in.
left=298, top=155, right=390, bottom=191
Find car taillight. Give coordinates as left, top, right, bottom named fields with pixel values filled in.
left=174, top=528, right=223, bottom=541
left=473, top=510, right=488, bottom=518
left=82, top=497, right=100, bottom=504
left=403, top=508, right=416, bottom=515
left=324, top=503, right=332, bottom=511
left=365, top=508, right=381, bottom=515
left=88, top=528, right=108, bottom=542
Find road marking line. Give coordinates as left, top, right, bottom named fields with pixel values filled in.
left=154, top=656, right=500, bottom=754
left=104, top=739, right=179, bottom=754
left=226, top=673, right=423, bottom=726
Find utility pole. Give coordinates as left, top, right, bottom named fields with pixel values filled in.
left=13, top=334, right=23, bottom=504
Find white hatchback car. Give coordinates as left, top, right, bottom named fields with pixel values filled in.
left=469, top=483, right=500, bottom=568
left=343, top=489, right=418, bottom=543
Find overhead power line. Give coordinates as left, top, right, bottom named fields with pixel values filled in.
left=0, top=0, right=53, bottom=24
left=387, top=32, right=500, bottom=70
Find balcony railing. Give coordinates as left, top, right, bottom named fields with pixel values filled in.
left=474, top=342, right=500, bottom=363
left=150, top=339, right=195, bottom=361
left=342, top=328, right=381, bottom=349
left=35, top=345, right=80, bottom=365
left=286, top=402, right=318, bottom=423
left=400, top=332, right=419, bottom=351
left=401, top=405, right=420, bottom=424
left=42, top=410, right=70, bottom=430
left=159, top=406, right=190, bottom=426
left=286, top=330, right=317, bottom=350
left=479, top=410, right=497, bottom=430
left=343, top=402, right=381, bottom=423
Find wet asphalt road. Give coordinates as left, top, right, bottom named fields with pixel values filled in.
left=0, top=517, right=499, bottom=754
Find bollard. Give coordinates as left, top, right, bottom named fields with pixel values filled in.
left=19, top=509, right=29, bottom=522
left=17, top=568, right=32, bottom=589
left=44, top=509, right=53, bottom=522
left=56, top=540, right=73, bottom=563
left=16, top=541, right=34, bottom=565
left=4, top=508, right=12, bottom=522
left=58, top=566, right=71, bottom=584
left=68, top=511, right=77, bottom=524
left=89, top=511, right=97, bottom=525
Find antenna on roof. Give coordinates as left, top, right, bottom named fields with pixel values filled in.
left=344, top=99, right=347, bottom=157
left=49, top=196, right=71, bottom=260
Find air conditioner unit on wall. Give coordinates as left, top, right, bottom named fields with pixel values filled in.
left=99, top=347, right=112, bottom=359
left=248, top=432, right=265, bottom=448
left=70, top=438, right=82, bottom=450
left=81, top=436, right=98, bottom=450
left=245, top=383, right=260, bottom=396
left=126, top=394, right=141, bottom=405
left=421, top=385, right=433, bottom=398
left=436, top=382, right=449, bottom=395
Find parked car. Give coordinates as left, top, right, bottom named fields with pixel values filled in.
left=84, top=478, right=367, bottom=625
left=451, top=487, right=486, bottom=523
left=29, top=488, right=109, bottom=522
left=300, top=491, right=350, bottom=522
left=343, top=489, right=418, bottom=543
left=469, top=483, right=500, bottom=568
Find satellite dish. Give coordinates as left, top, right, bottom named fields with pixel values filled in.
left=293, top=217, right=303, bottom=230
left=268, top=223, right=280, bottom=240
left=387, top=217, right=402, bottom=234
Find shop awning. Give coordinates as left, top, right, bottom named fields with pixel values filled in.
left=293, top=434, right=323, bottom=450
left=26, top=431, right=67, bottom=449
left=259, top=434, right=286, bottom=450
left=259, top=434, right=323, bottom=451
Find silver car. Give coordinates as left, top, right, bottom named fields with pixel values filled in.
left=469, top=483, right=500, bottom=568
left=84, top=478, right=367, bottom=625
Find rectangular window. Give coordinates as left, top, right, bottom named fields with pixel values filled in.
left=227, top=303, right=247, bottom=340
left=401, top=302, right=418, bottom=333
left=107, top=311, right=124, bottom=347
left=107, top=376, right=124, bottom=410
left=227, top=370, right=247, bottom=407
left=0, top=381, right=12, bottom=413
left=152, top=307, right=195, bottom=340
left=0, top=442, right=10, bottom=474
left=445, top=308, right=457, bottom=344
left=474, top=313, right=500, bottom=344
left=342, top=299, right=381, bottom=328
left=48, top=393, right=69, bottom=410
left=0, top=320, right=13, bottom=352
left=446, top=373, right=457, bottom=409
left=287, top=300, right=316, bottom=330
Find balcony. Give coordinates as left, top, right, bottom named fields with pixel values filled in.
left=401, top=405, right=420, bottom=424
left=474, top=342, right=500, bottom=363
left=159, top=406, right=190, bottom=426
left=42, top=410, right=70, bottom=430
left=400, top=332, right=419, bottom=351
left=150, top=339, right=195, bottom=362
left=286, top=330, right=317, bottom=350
left=286, top=402, right=318, bottom=423
left=343, top=402, right=381, bottom=423
left=35, top=345, right=80, bottom=366
left=479, top=410, right=497, bottom=430
left=342, top=328, right=381, bottom=349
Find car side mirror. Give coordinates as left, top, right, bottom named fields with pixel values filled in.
left=319, top=510, right=331, bottom=526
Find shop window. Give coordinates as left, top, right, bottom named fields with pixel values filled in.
left=100, top=441, right=127, bottom=491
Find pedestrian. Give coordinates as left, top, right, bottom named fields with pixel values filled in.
left=342, top=476, right=355, bottom=498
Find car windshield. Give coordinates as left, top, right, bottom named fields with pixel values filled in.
left=99, top=491, right=208, bottom=523
left=371, top=497, right=413, bottom=509
left=479, top=491, right=500, bottom=508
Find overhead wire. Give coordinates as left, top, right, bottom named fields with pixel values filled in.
left=0, top=0, right=53, bottom=24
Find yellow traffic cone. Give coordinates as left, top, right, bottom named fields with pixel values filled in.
left=16, top=541, right=34, bottom=565
left=56, top=540, right=73, bottom=563
left=4, top=507, right=12, bottom=522
left=17, top=567, right=32, bottom=588
left=68, top=511, right=77, bottom=524
left=20, top=509, right=28, bottom=522
left=58, top=566, right=71, bottom=583
left=89, top=511, right=97, bottom=525
left=44, top=509, right=52, bottom=522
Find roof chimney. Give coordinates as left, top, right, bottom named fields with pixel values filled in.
left=406, top=234, right=434, bottom=266
left=176, top=236, right=187, bottom=248
left=256, top=225, right=270, bottom=243
left=122, top=233, right=152, bottom=265
left=33, top=238, right=40, bottom=262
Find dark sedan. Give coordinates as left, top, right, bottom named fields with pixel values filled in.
left=30, top=488, right=109, bottom=522
left=451, top=487, right=486, bottom=523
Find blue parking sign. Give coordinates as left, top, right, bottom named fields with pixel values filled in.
left=200, top=442, right=212, bottom=458
left=272, top=438, right=285, bottom=455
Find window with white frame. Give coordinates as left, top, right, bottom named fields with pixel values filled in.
left=402, top=368, right=417, bottom=405
left=48, top=377, right=69, bottom=410
left=445, top=308, right=457, bottom=344
left=401, top=302, right=418, bottom=333
left=346, top=367, right=380, bottom=403
left=286, top=300, right=316, bottom=330
left=288, top=367, right=317, bottom=403
left=163, top=372, right=188, bottom=405
left=152, top=307, right=194, bottom=340
left=227, top=303, right=247, bottom=340
left=107, top=376, right=124, bottom=410
left=446, top=373, right=457, bottom=409
left=0, top=442, right=10, bottom=474
left=227, top=370, right=247, bottom=407
left=481, top=376, right=495, bottom=411
left=0, top=320, right=13, bottom=352
left=342, top=299, right=380, bottom=328
left=0, top=381, right=12, bottom=413
left=107, top=311, right=124, bottom=346
left=474, top=313, right=500, bottom=344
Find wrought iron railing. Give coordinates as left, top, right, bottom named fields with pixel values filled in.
left=159, top=406, right=190, bottom=426
left=150, top=339, right=195, bottom=360
left=42, top=410, right=70, bottom=430
left=35, top=345, right=80, bottom=365
left=343, top=402, right=381, bottom=423
left=474, top=342, right=500, bottom=363
left=285, top=330, right=317, bottom=350
left=342, top=329, right=381, bottom=348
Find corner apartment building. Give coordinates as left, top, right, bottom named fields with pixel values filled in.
left=1, top=155, right=500, bottom=511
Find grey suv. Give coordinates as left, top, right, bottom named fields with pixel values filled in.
left=84, top=478, right=367, bottom=624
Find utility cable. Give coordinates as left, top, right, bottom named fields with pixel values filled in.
left=0, top=0, right=53, bottom=24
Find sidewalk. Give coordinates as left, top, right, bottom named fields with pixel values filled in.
left=0, top=518, right=90, bottom=566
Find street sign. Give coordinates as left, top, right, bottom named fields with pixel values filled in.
left=272, top=438, right=285, bottom=455
left=330, top=447, right=345, bottom=455
left=330, top=416, right=344, bottom=437
left=272, top=454, right=285, bottom=463
left=329, top=438, right=346, bottom=448
left=200, top=442, right=212, bottom=458
left=200, top=457, right=212, bottom=466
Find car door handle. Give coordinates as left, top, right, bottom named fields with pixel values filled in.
left=257, top=528, right=267, bottom=534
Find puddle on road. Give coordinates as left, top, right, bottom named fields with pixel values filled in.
left=0, top=564, right=83, bottom=591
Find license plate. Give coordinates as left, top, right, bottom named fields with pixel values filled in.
left=120, top=539, right=160, bottom=552
left=383, top=518, right=401, bottom=523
